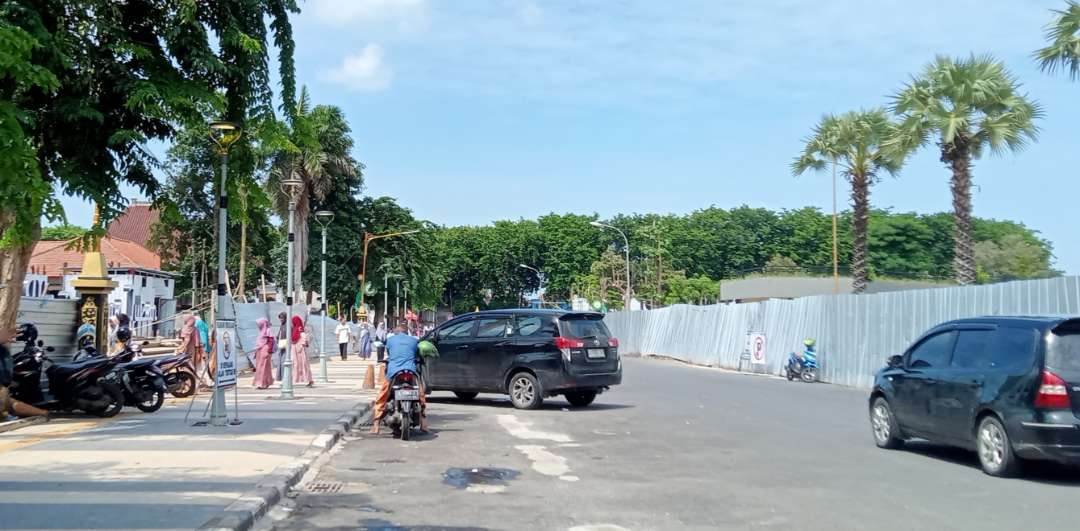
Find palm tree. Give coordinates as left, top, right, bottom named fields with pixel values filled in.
left=793, top=109, right=903, bottom=293
left=887, top=55, right=1041, bottom=285
left=270, top=87, right=361, bottom=301
left=1035, top=1, right=1080, bottom=79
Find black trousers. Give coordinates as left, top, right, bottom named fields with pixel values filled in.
left=339, top=342, right=348, bottom=360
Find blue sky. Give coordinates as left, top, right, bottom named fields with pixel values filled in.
left=59, top=0, right=1080, bottom=272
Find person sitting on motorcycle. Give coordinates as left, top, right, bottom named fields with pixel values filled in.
left=371, top=324, right=428, bottom=435
left=800, top=338, right=817, bottom=366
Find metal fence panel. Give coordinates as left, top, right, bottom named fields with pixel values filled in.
left=604, top=276, right=1080, bottom=390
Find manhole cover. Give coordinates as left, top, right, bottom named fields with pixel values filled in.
left=306, top=481, right=344, bottom=494
left=443, top=467, right=520, bottom=489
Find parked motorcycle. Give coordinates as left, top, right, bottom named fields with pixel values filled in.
left=10, top=324, right=125, bottom=418
left=785, top=339, right=820, bottom=383
left=155, top=352, right=197, bottom=398
left=383, top=369, right=423, bottom=441
left=109, top=332, right=167, bottom=413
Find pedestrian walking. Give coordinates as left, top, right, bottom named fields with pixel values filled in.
left=275, top=312, right=287, bottom=381
left=359, top=322, right=373, bottom=360
left=177, top=314, right=206, bottom=387
left=335, top=316, right=353, bottom=361
left=194, top=315, right=210, bottom=384
left=252, top=317, right=275, bottom=389
left=291, top=315, right=314, bottom=387
left=374, top=321, right=388, bottom=362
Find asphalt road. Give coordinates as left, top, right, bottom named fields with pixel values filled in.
left=264, top=357, right=1080, bottom=531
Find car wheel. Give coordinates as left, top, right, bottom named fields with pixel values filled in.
left=454, top=391, right=478, bottom=401
left=976, top=415, right=1021, bottom=477
left=565, top=391, right=597, bottom=408
left=869, top=397, right=904, bottom=449
left=508, top=372, right=543, bottom=410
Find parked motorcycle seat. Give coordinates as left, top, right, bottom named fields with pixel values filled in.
left=48, top=357, right=111, bottom=377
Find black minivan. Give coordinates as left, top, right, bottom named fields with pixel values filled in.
left=869, top=316, right=1080, bottom=477
left=422, top=309, right=622, bottom=409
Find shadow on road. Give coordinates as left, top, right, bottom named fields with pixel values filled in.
left=903, top=441, right=1080, bottom=486
left=426, top=395, right=634, bottom=412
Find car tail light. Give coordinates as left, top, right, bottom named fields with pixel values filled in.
left=1035, top=370, right=1071, bottom=409
left=608, top=337, right=619, bottom=348
left=555, top=337, right=584, bottom=349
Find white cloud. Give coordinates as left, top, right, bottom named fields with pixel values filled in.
left=325, top=44, right=392, bottom=91
left=307, top=0, right=426, bottom=30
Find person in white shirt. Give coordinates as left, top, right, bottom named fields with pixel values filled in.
left=334, top=316, right=353, bottom=361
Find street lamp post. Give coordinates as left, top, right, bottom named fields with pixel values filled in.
left=209, top=120, right=241, bottom=427
left=518, top=264, right=544, bottom=307
left=357, top=229, right=420, bottom=321
left=278, top=175, right=305, bottom=400
left=314, top=210, right=334, bottom=383
left=590, top=221, right=632, bottom=311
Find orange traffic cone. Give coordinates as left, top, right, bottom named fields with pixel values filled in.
left=362, top=364, right=375, bottom=390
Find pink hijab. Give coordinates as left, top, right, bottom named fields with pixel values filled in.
left=257, top=317, right=274, bottom=348
left=181, top=315, right=199, bottom=348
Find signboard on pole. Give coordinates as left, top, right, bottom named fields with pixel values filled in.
left=749, top=333, right=766, bottom=366
left=215, top=327, right=238, bottom=389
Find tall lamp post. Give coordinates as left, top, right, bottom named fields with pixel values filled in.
left=357, top=229, right=419, bottom=320
left=314, top=210, right=334, bottom=383
left=518, top=264, right=544, bottom=307
left=590, top=221, right=632, bottom=311
left=278, top=174, right=305, bottom=400
left=209, top=120, right=241, bottom=426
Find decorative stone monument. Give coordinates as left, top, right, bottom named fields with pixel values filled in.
left=69, top=207, right=118, bottom=354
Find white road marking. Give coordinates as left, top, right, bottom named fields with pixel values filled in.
left=559, top=475, right=579, bottom=482
left=515, top=444, right=570, bottom=476
left=569, top=525, right=630, bottom=531
left=466, top=485, right=507, bottom=494
left=496, top=414, right=573, bottom=442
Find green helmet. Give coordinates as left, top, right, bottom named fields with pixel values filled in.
left=803, top=338, right=816, bottom=347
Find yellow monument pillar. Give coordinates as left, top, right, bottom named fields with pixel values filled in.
left=69, top=206, right=118, bottom=354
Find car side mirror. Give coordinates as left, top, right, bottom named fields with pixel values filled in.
left=887, top=355, right=903, bottom=368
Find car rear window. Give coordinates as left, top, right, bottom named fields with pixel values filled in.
left=560, top=316, right=611, bottom=339
left=987, top=327, right=1038, bottom=372
left=1047, top=330, right=1080, bottom=372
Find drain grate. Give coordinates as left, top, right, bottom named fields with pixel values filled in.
left=306, top=481, right=344, bottom=494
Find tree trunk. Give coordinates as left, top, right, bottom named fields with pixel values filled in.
left=0, top=213, right=41, bottom=329
left=850, top=172, right=870, bottom=294
left=942, top=139, right=975, bottom=285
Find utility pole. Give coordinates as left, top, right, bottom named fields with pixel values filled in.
left=832, top=156, right=840, bottom=294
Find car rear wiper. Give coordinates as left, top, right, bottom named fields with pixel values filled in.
left=578, top=334, right=598, bottom=340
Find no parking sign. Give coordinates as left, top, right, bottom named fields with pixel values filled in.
left=749, top=333, right=766, bottom=366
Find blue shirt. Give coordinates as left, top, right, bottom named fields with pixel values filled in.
left=385, top=334, right=419, bottom=378
left=195, top=318, right=210, bottom=349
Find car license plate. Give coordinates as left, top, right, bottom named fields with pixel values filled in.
left=395, top=389, right=419, bottom=401
left=587, top=348, right=606, bottom=359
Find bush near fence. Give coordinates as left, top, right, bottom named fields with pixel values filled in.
left=604, top=276, right=1080, bottom=389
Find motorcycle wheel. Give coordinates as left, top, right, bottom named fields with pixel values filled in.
left=170, top=371, right=196, bottom=398
left=136, top=389, right=165, bottom=412
left=400, top=407, right=411, bottom=441
left=93, top=384, right=125, bottom=418
left=801, top=368, right=818, bottom=383
left=785, top=366, right=794, bottom=381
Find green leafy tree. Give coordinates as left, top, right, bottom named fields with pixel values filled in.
left=975, top=234, right=1058, bottom=283
left=1035, top=1, right=1080, bottom=80
left=794, top=109, right=903, bottom=293
left=888, top=55, right=1042, bottom=285
left=40, top=223, right=87, bottom=241
left=0, top=0, right=297, bottom=328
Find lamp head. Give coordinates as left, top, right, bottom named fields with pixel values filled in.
left=208, top=120, right=242, bottom=154
left=315, top=210, right=335, bottom=226
left=589, top=221, right=604, bottom=228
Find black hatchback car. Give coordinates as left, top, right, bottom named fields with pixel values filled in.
left=422, top=309, right=622, bottom=409
left=869, top=316, right=1080, bottom=476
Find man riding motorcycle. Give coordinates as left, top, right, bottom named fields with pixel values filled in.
left=370, top=325, right=429, bottom=435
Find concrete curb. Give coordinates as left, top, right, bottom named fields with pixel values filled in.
left=197, top=399, right=374, bottom=531
left=0, top=415, right=48, bottom=434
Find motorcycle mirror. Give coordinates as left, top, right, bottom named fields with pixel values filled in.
left=45, top=346, right=55, bottom=352
left=887, top=354, right=903, bottom=368
left=37, top=340, right=44, bottom=347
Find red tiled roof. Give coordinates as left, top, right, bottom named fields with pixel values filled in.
left=28, top=237, right=162, bottom=277
left=107, top=202, right=159, bottom=247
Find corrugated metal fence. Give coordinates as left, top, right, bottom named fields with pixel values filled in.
left=604, top=276, right=1080, bottom=389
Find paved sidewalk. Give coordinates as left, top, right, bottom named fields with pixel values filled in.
left=0, top=356, right=377, bottom=531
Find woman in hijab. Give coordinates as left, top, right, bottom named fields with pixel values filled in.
left=291, top=315, right=314, bottom=387
left=194, top=315, right=210, bottom=383
left=359, top=322, right=373, bottom=360
left=177, top=314, right=203, bottom=386
left=253, top=318, right=275, bottom=389
left=374, top=321, right=388, bottom=362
